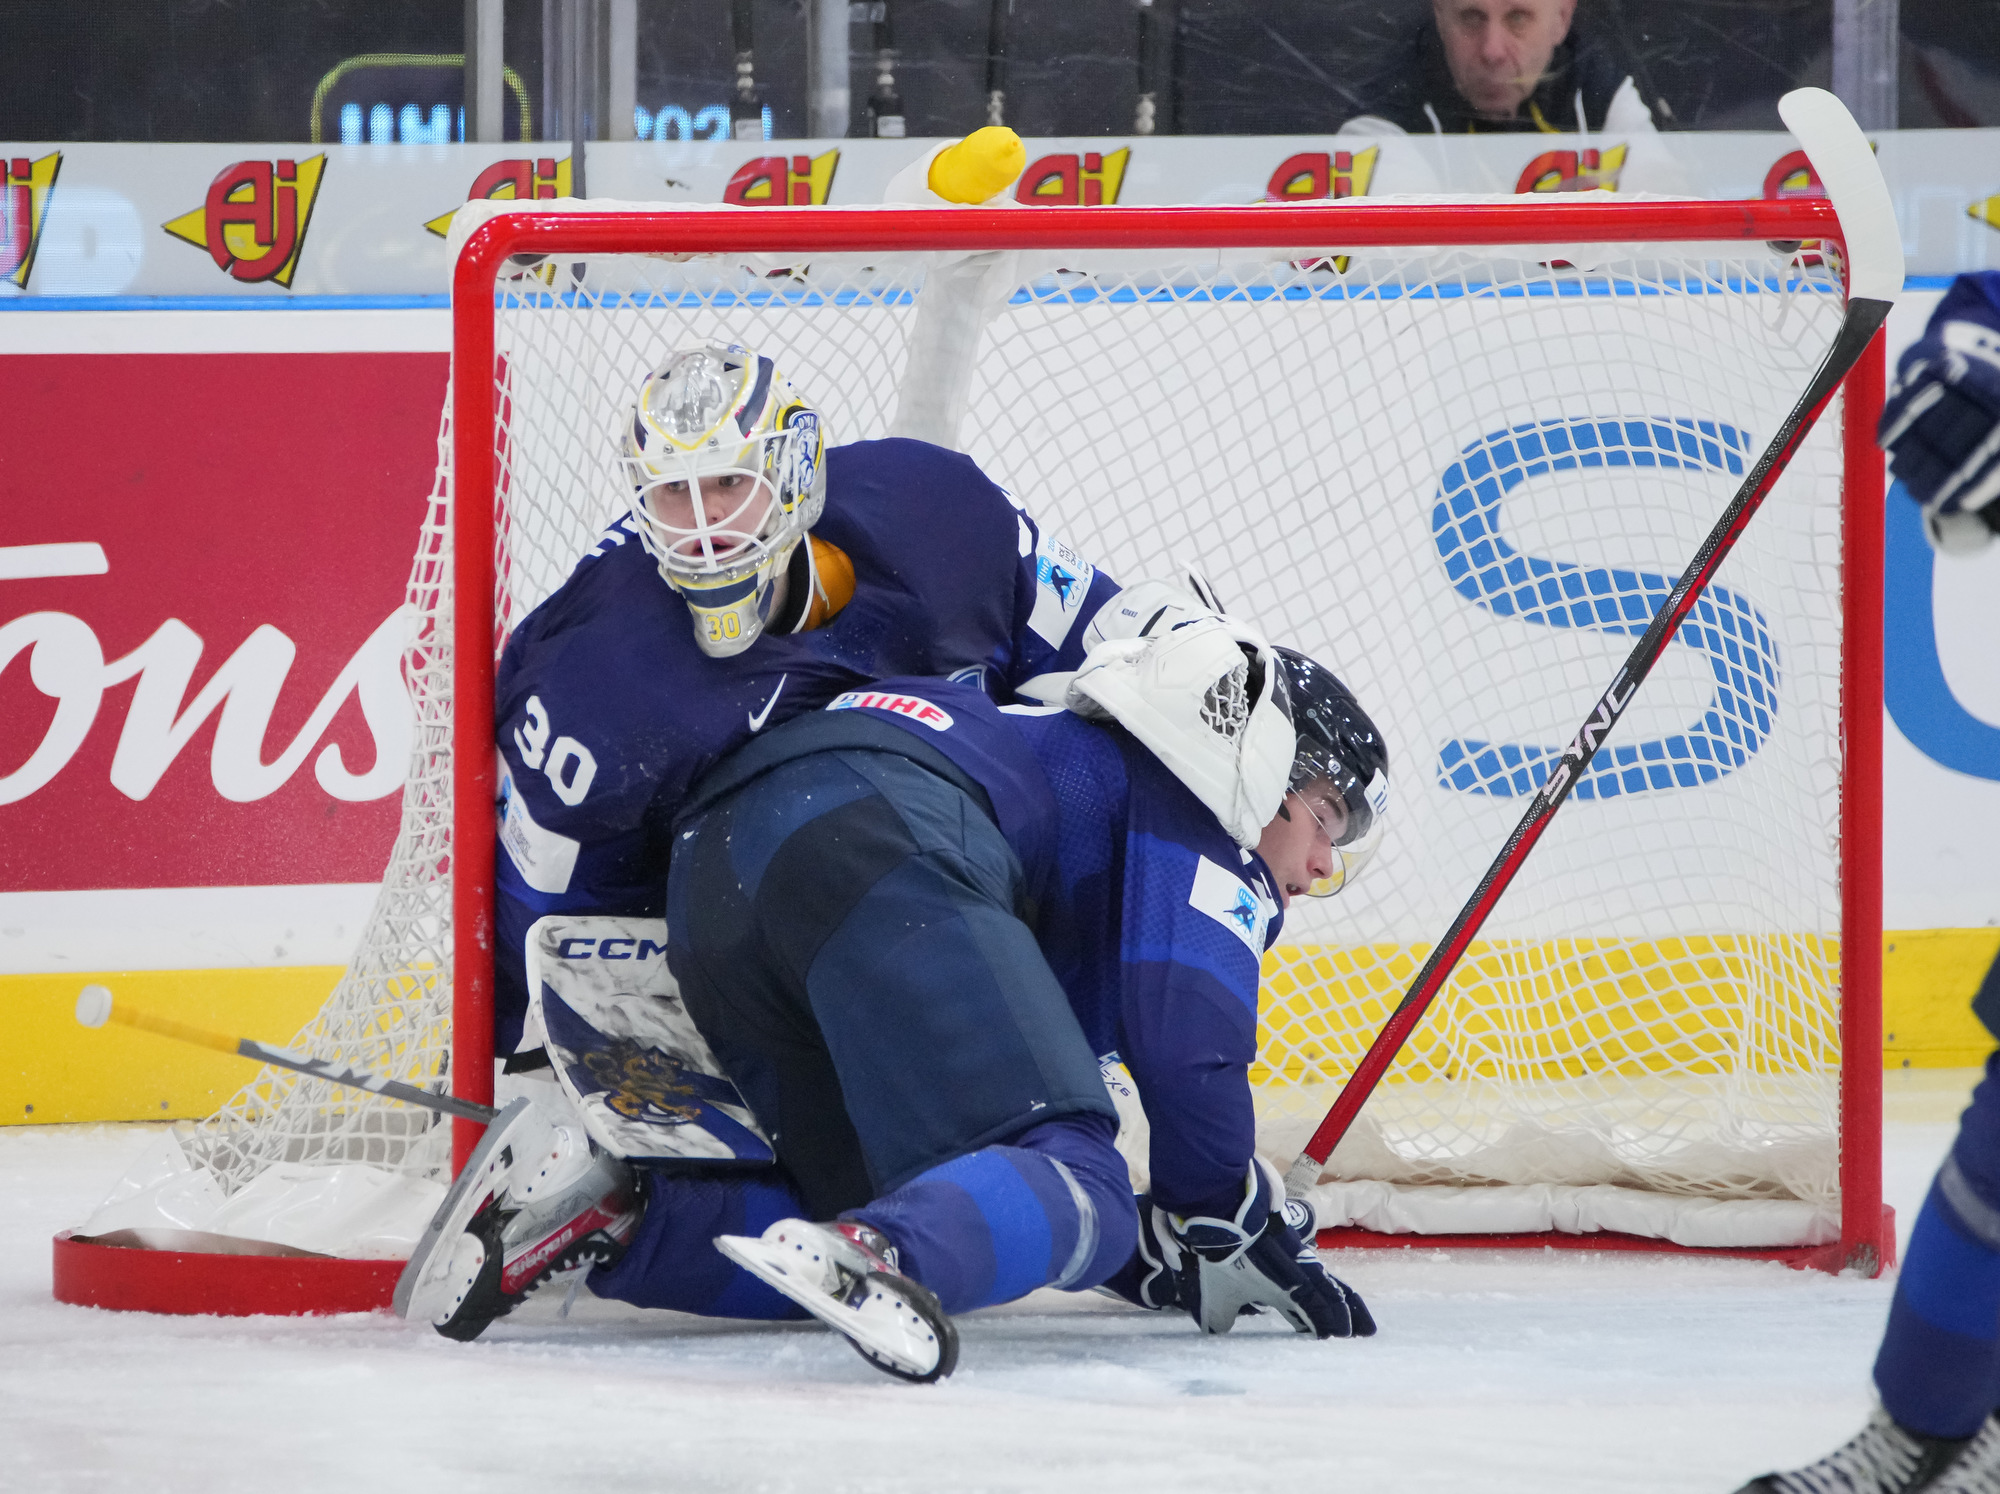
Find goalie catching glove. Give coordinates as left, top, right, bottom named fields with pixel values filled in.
left=1160, top=1159, right=1375, bottom=1339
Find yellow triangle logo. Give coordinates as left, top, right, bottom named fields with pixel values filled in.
left=161, top=203, right=207, bottom=252
left=161, top=155, right=327, bottom=288
left=1971, top=194, right=2000, bottom=232
left=2, top=152, right=62, bottom=290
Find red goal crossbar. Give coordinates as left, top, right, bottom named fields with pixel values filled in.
left=446, top=200, right=1887, bottom=1272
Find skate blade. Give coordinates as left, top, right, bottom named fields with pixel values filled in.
left=714, top=1232, right=954, bottom=1383
left=392, top=1096, right=532, bottom=1321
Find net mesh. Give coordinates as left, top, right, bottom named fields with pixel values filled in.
left=186, top=219, right=1852, bottom=1234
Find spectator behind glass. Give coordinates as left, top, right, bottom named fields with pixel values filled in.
left=1346, top=0, right=1659, bottom=135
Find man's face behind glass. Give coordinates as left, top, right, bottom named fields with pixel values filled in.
left=1433, top=0, right=1577, bottom=118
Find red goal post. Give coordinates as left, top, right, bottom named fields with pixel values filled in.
left=447, top=197, right=1887, bottom=1271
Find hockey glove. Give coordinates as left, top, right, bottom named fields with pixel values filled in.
left=1165, top=1159, right=1375, bottom=1340
left=1094, top=1193, right=1184, bottom=1311
left=1879, top=273, right=2000, bottom=554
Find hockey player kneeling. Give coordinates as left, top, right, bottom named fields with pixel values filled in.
left=405, top=615, right=1386, bottom=1381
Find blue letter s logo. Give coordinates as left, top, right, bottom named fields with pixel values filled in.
left=1431, top=417, right=1779, bottom=800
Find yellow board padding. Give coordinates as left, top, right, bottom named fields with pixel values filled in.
left=3, top=930, right=1994, bottom=1126
left=1252, top=927, right=1999, bottom=1088
left=1883, top=927, right=2000, bottom=1067
left=2, top=967, right=345, bottom=1125
left=1253, top=933, right=1841, bottom=1087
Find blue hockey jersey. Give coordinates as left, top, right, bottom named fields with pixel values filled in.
left=816, top=677, right=1285, bottom=1215
left=492, top=438, right=1119, bottom=1049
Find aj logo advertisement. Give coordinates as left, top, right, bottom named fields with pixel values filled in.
left=162, top=156, right=327, bottom=286
left=425, top=156, right=573, bottom=238
left=723, top=151, right=839, bottom=206
left=1017, top=148, right=1130, bottom=206
left=1516, top=145, right=1627, bottom=194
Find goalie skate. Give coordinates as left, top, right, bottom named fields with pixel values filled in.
left=715, top=1219, right=958, bottom=1383
left=393, top=1097, right=640, bottom=1341
left=1736, top=1408, right=2000, bottom=1494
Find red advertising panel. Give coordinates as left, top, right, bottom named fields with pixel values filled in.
left=0, top=352, right=446, bottom=890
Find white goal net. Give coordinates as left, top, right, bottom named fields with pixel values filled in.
left=84, top=199, right=1859, bottom=1259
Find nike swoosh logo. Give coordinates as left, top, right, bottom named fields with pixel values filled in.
left=747, top=674, right=788, bottom=732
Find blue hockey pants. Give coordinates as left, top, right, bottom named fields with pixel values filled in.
left=591, top=734, right=1135, bottom=1316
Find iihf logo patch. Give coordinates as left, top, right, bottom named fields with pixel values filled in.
left=1026, top=530, right=1096, bottom=649
left=1187, top=856, right=1271, bottom=954
left=1037, top=556, right=1078, bottom=605
left=1227, top=888, right=1259, bottom=932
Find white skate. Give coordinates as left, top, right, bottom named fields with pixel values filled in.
left=394, top=1097, right=640, bottom=1341
left=715, top=1218, right=958, bottom=1383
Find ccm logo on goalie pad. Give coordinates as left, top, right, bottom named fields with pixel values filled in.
left=1188, top=856, right=1272, bottom=955
left=827, top=690, right=954, bottom=730
left=554, top=936, right=669, bottom=960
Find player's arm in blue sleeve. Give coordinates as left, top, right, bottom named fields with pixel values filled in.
left=1112, top=755, right=1280, bottom=1218
left=491, top=616, right=669, bottom=1053
left=1002, top=503, right=1122, bottom=693
left=1881, top=270, right=2000, bottom=551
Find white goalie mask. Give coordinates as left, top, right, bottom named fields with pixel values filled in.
left=622, top=343, right=828, bottom=657
left=1066, top=613, right=1296, bottom=849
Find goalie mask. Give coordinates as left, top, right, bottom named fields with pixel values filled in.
left=1274, top=647, right=1389, bottom=898
left=622, top=343, right=828, bottom=657
left=1065, top=614, right=1296, bottom=850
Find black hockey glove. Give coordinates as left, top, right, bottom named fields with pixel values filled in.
left=1096, top=1193, right=1182, bottom=1311
left=1879, top=277, right=2000, bottom=554
left=1164, top=1161, right=1375, bottom=1340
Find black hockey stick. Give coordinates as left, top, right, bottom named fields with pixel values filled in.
left=74, top=983, right=499, bottom=1125
left=1281, top=88, right=1904, bottom=1199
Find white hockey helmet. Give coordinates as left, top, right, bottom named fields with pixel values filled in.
left=622, top=342, right=828, bottom=657
left=1066, top=613, right=1296, bottom=849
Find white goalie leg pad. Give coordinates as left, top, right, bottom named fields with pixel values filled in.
left=527, top=915, right=775, bottom=1165
left=715, top=1220, right=959, bottom=1383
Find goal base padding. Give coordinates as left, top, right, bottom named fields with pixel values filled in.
left=1317, top=1205, right=1897, bottom=1277
left=51, top=1231, right=402, bottom=1316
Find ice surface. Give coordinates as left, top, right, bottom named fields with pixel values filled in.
left=0, top=1071, right=1972, bottom=1494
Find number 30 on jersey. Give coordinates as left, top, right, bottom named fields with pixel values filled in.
left=513, top=695, right=598, bottom=806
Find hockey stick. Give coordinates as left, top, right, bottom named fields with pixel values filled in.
left=1281, top=87, right=1905, bottom=1199
left=74, top=984, right=499, bottom=1125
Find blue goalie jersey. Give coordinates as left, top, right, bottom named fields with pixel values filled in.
left=817, top=677, right=1285, bottom=1214
left=491, top=437, right=1120, bottom=1050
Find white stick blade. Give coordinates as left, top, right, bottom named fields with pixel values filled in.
left=76, top=984, right=114, bottom=1029
left=1776, top=87, right=1904, bottom=304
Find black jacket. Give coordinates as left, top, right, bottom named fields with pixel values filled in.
left=1353, top=18, right=1633, bottom=134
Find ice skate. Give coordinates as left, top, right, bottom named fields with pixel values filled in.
left=394, top=1097, right=641, bottom=1342
left=1736, top=1408, right=2000, bottom=1494
left=715, top=1219, right=958, bottom=1383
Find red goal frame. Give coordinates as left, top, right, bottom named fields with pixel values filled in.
left=447, top=199, right=1890, bottom=1275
